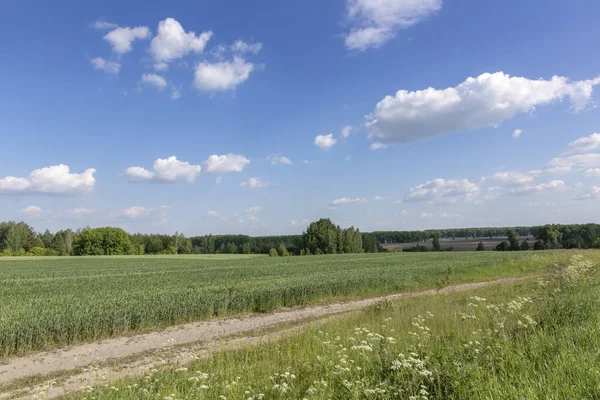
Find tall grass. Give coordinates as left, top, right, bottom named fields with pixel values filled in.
left=65, top=253, right=600, bottom=399
left=0, top=251, right=582, bottom=357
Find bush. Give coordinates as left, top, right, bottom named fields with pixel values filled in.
left=496, top=241, right=510, bottom=251
left=277, top=244, right=289, bottom=257
left=476, top=241, right=485, bottom=251
left=26, top=246, right=48, bottom=256
left=386, top=248, right=403, bottom=253
left=520, top=240, right=530, bottom=251
left=534, top=240, right=546, bottom=251
left=404, top=245, right=429, bottom=252
left=268, top=248, right=279, bottom=257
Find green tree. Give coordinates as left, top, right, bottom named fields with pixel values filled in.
left=269, top=248, right=279, bottom=257
left=533, top=240, right=546, bottom=250
left=362, top=233, right=380, bottom=253
left=432, top=235, right=440, bottom=251
left=520, top=240, right=530, bottom=250
left=476, top=241, right=485, bottom=251
left=507, top=228, right=520, bottom=251
left=73, top=227, right=132, bottom=256
left=241, top=242, right=252, bottom=254
left=302, top=219, right=340, bottom=255
left=277, top=243, right=289, bottom=257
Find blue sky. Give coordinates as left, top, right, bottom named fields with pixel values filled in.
left=1, top=0, right=600, bottom=235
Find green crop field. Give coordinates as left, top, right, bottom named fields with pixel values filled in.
left=71, top=253, right=600, bottom=400
left=0, top=251, right=588, bottom=358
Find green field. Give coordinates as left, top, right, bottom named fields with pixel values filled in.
left=0, top=251, right=583, bottom=358
left=67, top=253, right=600, bottom=400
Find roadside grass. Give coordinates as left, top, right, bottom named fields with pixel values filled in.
left=63, top=253, right=600, bottom=399
left=0, top=251, right=580, bottom=358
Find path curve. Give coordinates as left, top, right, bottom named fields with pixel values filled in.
left=0, top=276, right=526, bottom=399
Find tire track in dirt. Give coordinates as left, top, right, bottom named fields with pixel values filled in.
left=0, top=276, right=526, bottom=399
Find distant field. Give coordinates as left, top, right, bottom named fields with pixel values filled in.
left=0, top=251, right=580, bottom=357
left=383, top=236, right=535, bottom=251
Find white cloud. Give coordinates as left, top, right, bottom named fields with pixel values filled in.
left=215, top=176, right=223, bottom=184
left=124, top=156, right=201, bottom=183
left=90, top=57, right=120, bottom=74
left=245, top=206, right=261, bottom=213
left=170, top=88, right=181, bottom=100
left=231, top=40, right=263, bottom=54
left=267, top=155, right=293, bottom=165
left=374, top=196, right=389, bottom=201
left=585, top=168, right=600, bottom=177
left=139, top=73, right=167, bottom=91
left=92, top=20, right=118, bottom=30
left=396, top=209, right=409, bottom=216
left=0, top=164, right=96, bottom=195
left=154, top=62, right=169, bottom=71
left=248, top=215, right=259, bottom=222
left=441, top=212, right=462, bottom=218
left=240, top=177, right=270, bottom=189
left=510, top=180, right=565, bottom=195
left=565, top=133, right=600, bottom=154
left=365, top=72, right=600, bottom=146
left=492, top=170, right=541, bottom=186
left=331, top=197, right=368, bottom=205
left=194, top=57, right=255, bottom=92
left=420, top=212, right=434, bottom=218
left=20, top=205, right=42, bottom=215
left=341, top=125, right=352, bottom=138
left=513, top=129, right=522, bottom=139
left=370, top=142, right=388, bottom=150
left=482, top=186, right=504, bottom=200
left=71, top=208, right=93, bottom=217
left=104, top=26, right=150, bottom=54
left=150, top=18, right=212, bottom=66
left=302, top=160, right=314, bottom=165
left=548, top=153, right=600, bottom=169
left=121, top=206, right=151, bottom=219
left=545, top=166, right=572, bottom=175
left=206, top=210, right=220, bottom=217
left=579, top=186, right=600, bottom=200
left=204, top=154, right=250, bottom=173
left=344, top=0, right=442, bottom=51
left=315, top=134, right=337, bottom=150
left=344, top=154, right=352, bottom=161
left=121, top=205, right=169, bottom=220
left=404, top=178, right=479, bottom=204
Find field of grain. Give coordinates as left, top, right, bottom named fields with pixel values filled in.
left=69, top=253, right=600, bottom=400
left=383, top=236, right=535, bottom=251
left=0, top=252, right=568, bottom=358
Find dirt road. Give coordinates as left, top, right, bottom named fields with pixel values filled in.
left=0, top=276, right=526, bottom=399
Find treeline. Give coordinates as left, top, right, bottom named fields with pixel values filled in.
left=373, top=227, right=533, bottom=243
left=2, top=220, right=600, bottom=257
left=0, top=218, right=378, bottom=256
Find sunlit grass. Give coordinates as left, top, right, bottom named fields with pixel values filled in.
left=67, top=253, right=600, bottom=399
left=0, top=251, right=593, bottom=357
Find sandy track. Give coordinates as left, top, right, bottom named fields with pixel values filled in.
left=0, top=276, right=525, bottom=399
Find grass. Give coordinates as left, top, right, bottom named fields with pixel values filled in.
left=63, top=253, right=600, bottom=399
left=0, top=251, right=588, bottom=358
